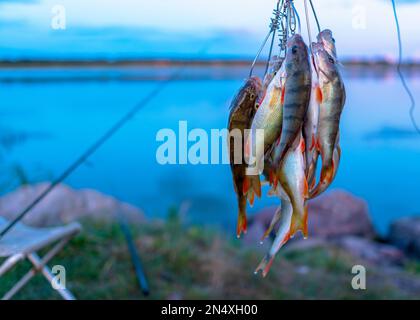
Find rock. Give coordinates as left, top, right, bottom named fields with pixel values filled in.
left=249, top=207, right=275, bottom=231
left=241, top=222, right=271, bottom=252
left=0, top=182, right=145, bottom=227
left=308, top=190, right=375, bottom=239
left=283, top=238, right=328, bottom=253
left=249, top=190, right=375, bottom=239
left=335, top=236, right=406, bottom=266
left=388, top=216, right=420, bottom=259
left=167, top=292, right=183, bottom=300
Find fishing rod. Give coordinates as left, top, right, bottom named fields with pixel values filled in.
left=0, top=46, right=211, bottom=240
left=118, top=213, right=150, bottom=296
left=391, top=0, right=419, bottom=134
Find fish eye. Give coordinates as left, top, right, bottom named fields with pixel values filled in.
left=250, top=93, right=256, bottom=100
left=292, top=46, right=298, bottom=54
left=328, top=57, right=335, bottom=64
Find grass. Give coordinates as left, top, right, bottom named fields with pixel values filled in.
left=0, top=213, right=418, bottom=300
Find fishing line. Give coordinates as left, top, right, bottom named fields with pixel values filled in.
left=304, top=0, right=319, bottom=76
left=391, top=0, right=420, bottom=134
left=265, top=0, right=282, bottom=75
left=0, top=46, right=211, bottom=239
left=250, top=0, right=283, bottom=77
left=309, top=0, right=321, bottom=33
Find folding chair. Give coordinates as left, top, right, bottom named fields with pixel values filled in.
left=0, top=217, right=81, bottom=300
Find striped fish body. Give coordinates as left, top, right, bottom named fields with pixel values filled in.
left=228, top=76, right=262, bottom=237
left=273, top=34, right=311, bottom=167
left=276, top=133, right=309, bottom=238
left=310, top=42, right=346, bottom=198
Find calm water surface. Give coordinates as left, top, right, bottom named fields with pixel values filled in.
left=0, top=65, right=419, bottom=235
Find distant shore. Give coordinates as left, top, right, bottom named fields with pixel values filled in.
left=0, top=58, right=420, bottom=69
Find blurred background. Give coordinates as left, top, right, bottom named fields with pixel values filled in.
left=0, top=0, right=419, bottom=300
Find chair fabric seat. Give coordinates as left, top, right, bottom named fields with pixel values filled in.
left=0, top=217, right=81, bottom=257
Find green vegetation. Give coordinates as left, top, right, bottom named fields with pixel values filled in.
left=0, top=213, right=417, bottom=300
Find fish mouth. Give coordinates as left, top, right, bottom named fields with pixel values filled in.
left=248, top=76, right=262, bottom=90
left=317, top=29, right=333, bottom=42
left=287, top=34, right=305, bottom=48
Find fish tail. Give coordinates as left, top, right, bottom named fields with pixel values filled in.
left=303, top=204, right=309, bottom=239
left=310, top=161, right=335, bottom=199
left=255, top=254, right=275, bottom=278
left=243, top=175, right=262, bottom=207
left=268, top=170, right=279, bottom=190
left=289, top=200, right=306, bottom=238
left=236, top=196, right=248, bottom=238
left=261, top=206, right=281, bottom=241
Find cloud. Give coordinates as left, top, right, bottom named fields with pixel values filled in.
left=0, top=0, right=419, bottom=60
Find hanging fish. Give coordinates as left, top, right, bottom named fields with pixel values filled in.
left=255, top=199, right=292, bottom=277
left=304, top=66, right=321, bottom=188
left=260, top=180, right=290, bottom=241
left=243, top=63, right=286, bottom=207
left=228, top=76, right=262, bottom=237
left=276, top=133, right=309, bottom=238
left=272, top=34, right=312, bottom=169
left=263, top=55, right=283, bottom=90
left=317, top=29, right=338, bottom=63
left=310, top=42, right=346, bottom=199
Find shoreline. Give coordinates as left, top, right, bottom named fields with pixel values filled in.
left=1, top=58, right=420, bottom=69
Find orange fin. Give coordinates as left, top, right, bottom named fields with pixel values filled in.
left=310, top=134, right=316, bottom=151
left=281, top=86, right=285, bottom=105
left=237, top=212, right=247, bottom=238
left=315, top=85, right=323, bottom=104
left=243, top=177, right=250, bottom=195
left=255, top=254, right=275, bottom=278
left=303, top=206, right=309, bottom=239
left=248, top=191, right=255, bottom=207
left=303, top=177, right=309, bottom=199
left=290, top=209, right=306, bottom=238
left=315, top=138, right=321, bottom=152
left=300, top=138, right=306, bottom=153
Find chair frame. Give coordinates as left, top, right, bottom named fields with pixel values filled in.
left=0, top=223, right=81, bottom=300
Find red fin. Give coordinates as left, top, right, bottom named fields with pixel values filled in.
left=281, top=231, right=291, bottom=246
left=243, top=178, right=250, bottom=195
left=310, top=175, right=316, bottom=190
left=255, top=254, right=275, bottom=277
left=310, top=134, right=316, bottom=151
left=249, top=191, right=255, bottom=207
left=315, top=138, right=321, bottom=151
left=262, top=258, right=275, bottom=277
left=303, top=177, right=309, bottom=198
left=254, top=178, right=262, bottom=198
left=303, top=206, right=309, bottom=239
left=237, top=213, right=247, bottom=238
left=273, top=174, right=279, bottom=190
left=281, top=86, right=285, bottom=105
left=300, top=139, right=306, bottom=153
left=315, top=86, right=323, bottom=104
left=269, top=170, right=275, bottom=186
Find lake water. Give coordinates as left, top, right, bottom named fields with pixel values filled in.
left=0, top=65, right=419, bottom=235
